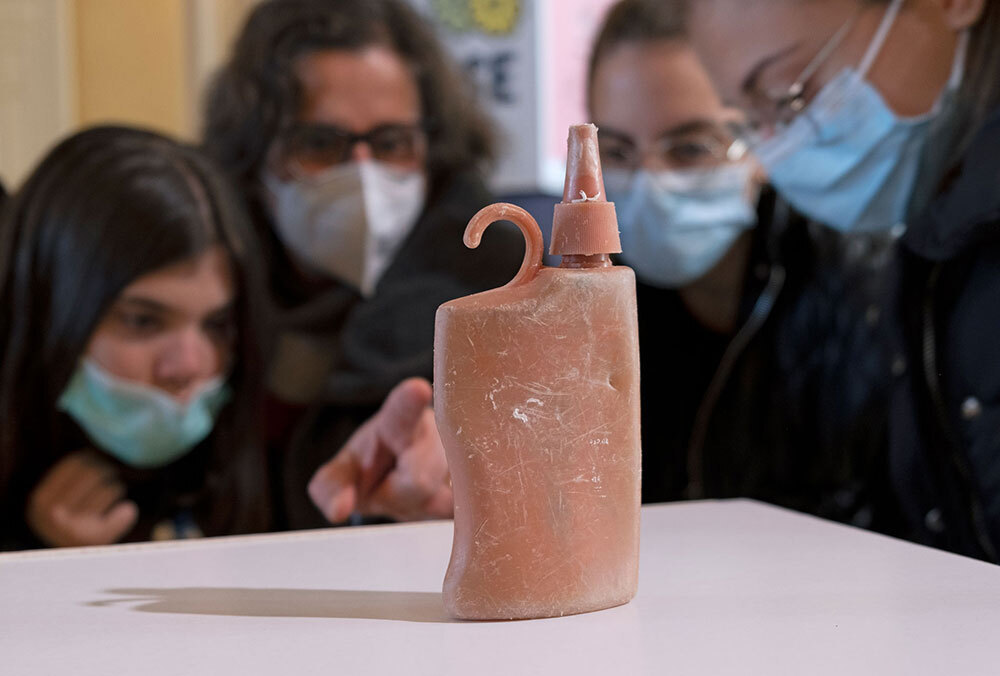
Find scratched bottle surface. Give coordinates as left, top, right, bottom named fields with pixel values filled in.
left=434, top=124, right=641, bottom=620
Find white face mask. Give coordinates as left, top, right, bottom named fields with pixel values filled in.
left=605, top=163, right=758, bottom=288
left=264, top=161, right=427, bottom=297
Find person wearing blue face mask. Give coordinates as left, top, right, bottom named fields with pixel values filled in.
left=588, top=0, right=893, bottom=523
left=0, top=127, right=272, bottom=549
left=690, top=0, right=1000, bottom=561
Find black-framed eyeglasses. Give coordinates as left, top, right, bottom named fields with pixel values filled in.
left=279, top=122, right=427, bottom=173
left=597, top=124, right=748, bottom=173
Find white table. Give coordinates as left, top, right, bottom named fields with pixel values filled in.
left=2, top=500, right=999, bottom=675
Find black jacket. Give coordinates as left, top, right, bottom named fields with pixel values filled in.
left=0, top=421, right=253, bottom=551
left=890, top=106, right=1000, bottom=562
left=272, top=172, right=523, bottom=528
left=637, top=188, right=893, bottom=526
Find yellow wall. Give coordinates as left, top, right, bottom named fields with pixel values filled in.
left=0, top=0, right=259, bottom=187
left=73, top=0, right=192, bottom=137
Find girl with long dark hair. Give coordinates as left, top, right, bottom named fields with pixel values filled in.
left=0, top=126, right=272, bottom=549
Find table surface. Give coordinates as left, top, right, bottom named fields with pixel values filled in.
left=3, top=499, right=999, bottom=676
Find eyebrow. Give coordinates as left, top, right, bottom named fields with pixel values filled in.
left=739, top=42, right=803, bottom=99
left=657, top=119, right=728, bottom=139
left=204, top=302, right=236, bottom=319
left=598, top=119, right=728, bottom=146
left=116, top=296, right=169, bottom=313
left=295, top=121, right=422, bottom=136
left=117, top=297, right=235, bottom=319
left=596, top=126, right=637, bottom=145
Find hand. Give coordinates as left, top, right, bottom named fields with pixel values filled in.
left=26, top=450, right=139, bottom=547
left=309, top=378, right=453, bottom=523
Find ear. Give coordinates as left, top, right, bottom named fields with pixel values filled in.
left=936, top=0, right=986, bottom=30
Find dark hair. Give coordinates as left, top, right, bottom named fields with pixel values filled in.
left=587, top=0, right=688, bottom=100
left=203, top=0, right=495, bottom=200
left=924, top=0, right=1000, bottom=156
left=0, top=126, right=272, bottom=537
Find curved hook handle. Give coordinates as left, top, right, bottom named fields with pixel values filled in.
left=464, top=203, right=544, bottom=288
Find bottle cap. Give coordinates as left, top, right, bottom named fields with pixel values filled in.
left=549, top=124, right=622, bottom=257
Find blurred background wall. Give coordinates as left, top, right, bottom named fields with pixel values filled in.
left=0, top=0, right=259, bottom=189
left=0, top=0, right=612, bottom=195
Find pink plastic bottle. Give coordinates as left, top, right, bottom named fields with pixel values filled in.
left=434, top=124, right=641, bottom=620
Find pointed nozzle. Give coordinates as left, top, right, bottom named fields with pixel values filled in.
left=562, top=124, right=607, bottom=203
left=550, top=124, right=621, bottom=257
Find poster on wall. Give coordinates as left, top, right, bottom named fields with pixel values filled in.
left=408, top=0, right=616, bottom=196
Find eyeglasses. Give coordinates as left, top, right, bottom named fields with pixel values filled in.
left=278, top=122, right=427, bottom=174
left=598, top=124, right=748, bottom=173
left=742, top=4, right=866, bottom=137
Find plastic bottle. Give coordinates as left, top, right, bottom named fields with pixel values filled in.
left=434, top=124, right=641, bottom=620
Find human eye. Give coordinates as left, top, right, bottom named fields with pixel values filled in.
left=284, top=126, right=350, bottom=171
left=306, top=130, right=344, bottom=154
left=599, top=141, right=636, bottom=170
left=203, top=308, right=236, bottom=345
left=114, top=309, right=165, bottom=337
left=603, top=146, right=632, bottom=163
left=664, top=136, right=724, bottom=169
left=370, top=126, right=421, bottom=162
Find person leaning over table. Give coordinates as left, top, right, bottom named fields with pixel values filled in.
left=304, top=0, right=896, bottom=532
left=585, top=0, right=895, bottom=527
left=0, top=126, right=273, bottom=549
left=687, top=0, right=1000, bottom=561
left=202, top=0, right=523, bottom=529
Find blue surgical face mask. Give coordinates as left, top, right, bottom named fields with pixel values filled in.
left=605, top=163, right=758, bottom=288
left=754, top=0, right=968, bottom=234
left=58, top=359, right=231, bottom=469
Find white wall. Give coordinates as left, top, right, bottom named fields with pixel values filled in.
left=0, top=0, right=261, bottom=192
left=0, top=0, right=75, bottom=190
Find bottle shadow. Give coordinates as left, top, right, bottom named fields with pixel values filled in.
left=87, top=587, right=455, bottom=623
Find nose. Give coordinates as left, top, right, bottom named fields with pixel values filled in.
left=351, top=140, right=373, bottom=162
left=640, top=148, right=671, bottom=172
left=155, top=327, right=219, bottom=402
